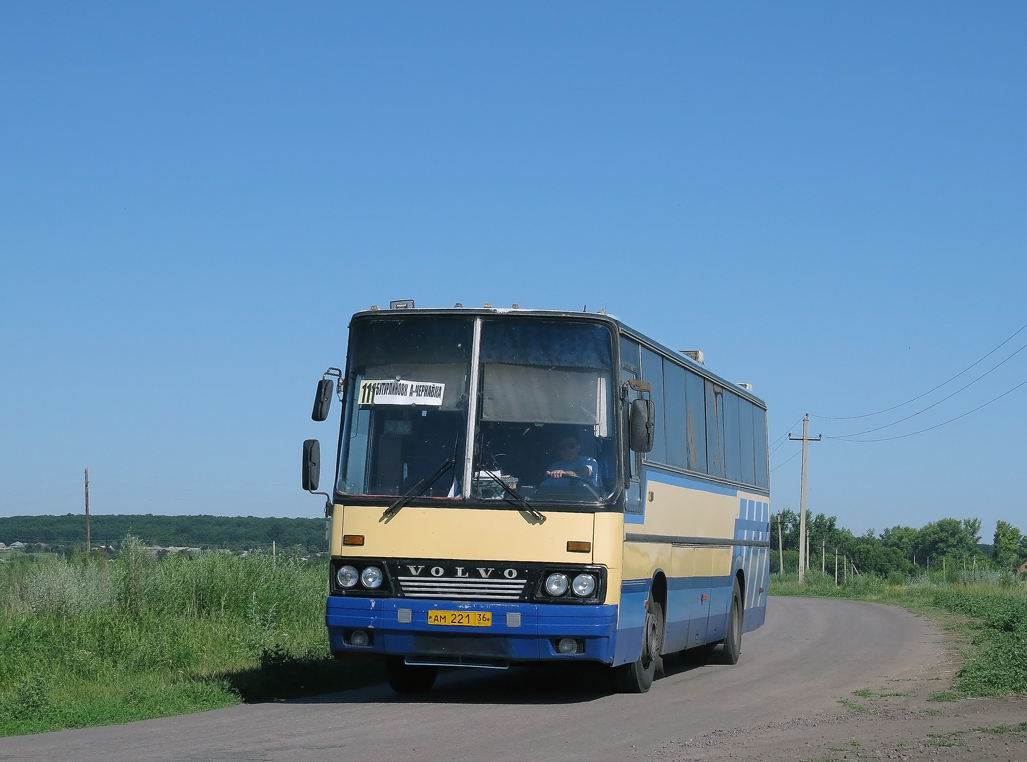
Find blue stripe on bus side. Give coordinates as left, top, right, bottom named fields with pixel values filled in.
left=735, top=498, right=770, bottom=625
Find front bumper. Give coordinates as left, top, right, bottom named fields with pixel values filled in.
left=326, top=596, right=618, bottom=666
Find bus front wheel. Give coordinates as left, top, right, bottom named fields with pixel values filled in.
left=614, top=598, right=664, bottom=693
left=387, top=658, right=438, bottom=694
left=718, top=578, right=743, bottom=665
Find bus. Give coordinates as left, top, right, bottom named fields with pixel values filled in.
left=302, top=301, right=770, bottom=693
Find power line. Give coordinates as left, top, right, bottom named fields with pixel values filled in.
left=769, top=416, right=804, bottom=457
left=830, top=375, right=1027, bottom=443
left=812, top=319, right=1027, bottom=420
left=826, top=339, right=1027, bottom=439
left=770, top=449, right=800, bottom=472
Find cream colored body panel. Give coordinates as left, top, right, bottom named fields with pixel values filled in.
left=331, top=504, right=625, bottom=607
left=621, top=476, right=766, bottom=583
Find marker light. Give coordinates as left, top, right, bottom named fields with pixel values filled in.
left=360, top=566, right=384, bottom=589
left=336, top=565, right=359, bottom=588
left=572, top=574, right=597, bottom=597
left=545, top=573, right=569, bottom=596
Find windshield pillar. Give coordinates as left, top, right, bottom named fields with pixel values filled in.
left=461, top=317, right=483, bottom=499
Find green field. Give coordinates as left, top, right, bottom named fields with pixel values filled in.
left=0, top=539, right=382, bottom=737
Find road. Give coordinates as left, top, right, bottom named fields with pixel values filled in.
left=0, top=598, right=947, bottom=762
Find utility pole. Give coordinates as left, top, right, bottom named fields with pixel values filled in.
left=777, top=513, right=784, bottom=574
left=84, top=468, right=91, bottom=559
left=789, top=414, right=821, bottom=584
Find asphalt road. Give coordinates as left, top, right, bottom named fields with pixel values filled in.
left=0, top=597, right=945, bottom=762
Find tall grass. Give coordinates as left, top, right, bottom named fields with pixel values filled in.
left=771, top=569, right=1027, bottom=698
left=0, top=539, right=382, bottom=737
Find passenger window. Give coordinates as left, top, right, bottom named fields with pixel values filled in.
left=723, top=392, right=741, bottom=482
left=705, top=381, right=725, bottom=478
left=738, top=398, right=756, bottom=486
left=663, top=360, right=687, bottom=469
left=685, top=370, right=707, bottom=473
left=641, top=347, right=666, bottom=464
left=754, top=405, right=769, bottom=490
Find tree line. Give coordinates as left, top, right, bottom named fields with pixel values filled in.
left=0, top=514, right=327, bottom=555
left=772, top=511, right=1027, bottom=577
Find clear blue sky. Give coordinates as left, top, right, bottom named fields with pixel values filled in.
left=3, top=2, right=1025, bottom=542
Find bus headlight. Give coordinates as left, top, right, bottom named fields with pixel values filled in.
left=572, top=573, right=596, bottom=597
left=360, top=566, right=384, bottom=589
left=545, top=573, right=569, bottom=596
left=336, top=565, right=359, bottom=588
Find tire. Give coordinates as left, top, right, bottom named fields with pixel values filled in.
left=387, top=657, right=438, bottom=694
left=718, top=578, right=743, bottom=665
left=614, top=597, right=664, bottom=693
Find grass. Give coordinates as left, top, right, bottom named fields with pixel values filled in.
left=0, top=539, right=384, bottom=737
left=771, top=569, right=1027, bottom=699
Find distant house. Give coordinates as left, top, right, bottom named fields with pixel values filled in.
left=1018, top=561, right=1027, bottom=576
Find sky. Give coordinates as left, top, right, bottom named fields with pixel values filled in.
left=2, top=2, right=1026, bottom=541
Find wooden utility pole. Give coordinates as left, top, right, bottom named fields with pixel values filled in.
left=777, top=514, right=784, bottom=574
left=789, top=415, right=821, bottom=583
left=84, top=468, right=91, bottom=559
left=822, top=539, right=826, bottom=575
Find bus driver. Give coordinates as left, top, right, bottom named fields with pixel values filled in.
left=541, top=434, right=600, bottom=487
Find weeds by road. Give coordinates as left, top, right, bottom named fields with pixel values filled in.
left=0, top=539, right=383, bottom=737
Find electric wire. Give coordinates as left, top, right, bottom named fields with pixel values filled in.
left=831, top=375, right=1027, bottom=443
left=811, top=319, right=1027, bottom=420
left=770, top=450, right=800, bottom=472
left=768, top=416, right=804, bottom=457
left=826, top=340, right=1027, bottom=439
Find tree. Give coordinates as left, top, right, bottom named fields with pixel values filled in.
left=880, top=525, right=919, bottom=560
left=993, top=520, right=1025, bottom=571
left=915, top=517, right=980, bottom=562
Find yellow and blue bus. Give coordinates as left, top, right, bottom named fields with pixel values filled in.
left=302, top=302, right=770, bottom=693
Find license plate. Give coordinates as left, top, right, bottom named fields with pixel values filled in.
left=427, top=610, right=492, bottom=627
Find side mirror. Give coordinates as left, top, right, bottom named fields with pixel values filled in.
left=629, top=398, right=656, bottom=453
left=302, top=439, right=321, bottom=491
left=311, top=379, right=333, bottom=421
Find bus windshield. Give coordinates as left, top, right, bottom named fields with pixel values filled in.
left=337, top=315, right=617, bottom=505
left=338, top=317, right=472, bottom=497
left=474, top=319, right=616, bottom=504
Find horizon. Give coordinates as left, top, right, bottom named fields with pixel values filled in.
left=4, top=3, right=1026, bottom=537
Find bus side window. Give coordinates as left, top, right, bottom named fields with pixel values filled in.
left=685, top=369, right=707, bottom=473
left=663, top=360, right=687, bottom=470
left=641, top=347, right=666, bottom=464
left=754, top=405, right=769, bottom=489
left=705, top=381, right=725, bottom=478
left=738, top=398, right=756, bottom=486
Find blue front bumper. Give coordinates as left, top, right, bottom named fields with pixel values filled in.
left=326, top=596, right=619, bottom=665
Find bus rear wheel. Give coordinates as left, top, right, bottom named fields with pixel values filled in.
left=718, top=578, right=743, bottom=665
left=387, top=658, right=438, bottom=693
left=614, top=598, right=664, bottom=693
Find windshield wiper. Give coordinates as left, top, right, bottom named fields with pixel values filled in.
left=380, top=459, right=455, bottom=522
left=477, top=467, right=546, bottom=523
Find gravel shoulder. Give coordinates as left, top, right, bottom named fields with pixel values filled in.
left=648, top=598, right=1027, bottom=762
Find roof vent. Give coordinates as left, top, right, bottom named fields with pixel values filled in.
left=737, top=382, right=753, bottom=391
left=680, top=350, right=704, bottom=364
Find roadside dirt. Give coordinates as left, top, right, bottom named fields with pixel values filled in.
left=648, top=621, right=1027, bottom=762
